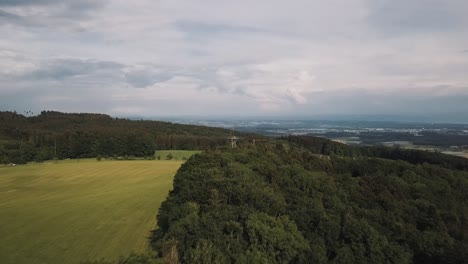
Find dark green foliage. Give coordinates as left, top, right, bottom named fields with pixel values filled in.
left=0, top=111, right=238, bottom=164
left=81, top=253, right=162, bottom=264
left=153, top=141, right=468, bottom=263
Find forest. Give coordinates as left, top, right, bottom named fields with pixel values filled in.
left=152, top=137, right=467, bottom=264
left=0, top=111, right=237, bottom=164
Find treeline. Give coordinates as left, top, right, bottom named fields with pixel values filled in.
left=0, top=111, right=235, bottom=164
left=285, top=135, right=468, bottom=171
left=152, top=140, right=468, bottom=263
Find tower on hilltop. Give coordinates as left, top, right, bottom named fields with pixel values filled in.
left=228, top=128, right=239, bottom=148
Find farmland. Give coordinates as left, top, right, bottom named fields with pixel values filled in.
left=0, top=156, right=193, bottom=264
left=442, top=151, right=468, bottom=159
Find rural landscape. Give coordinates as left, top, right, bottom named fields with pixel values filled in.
left=1, top=112, right=467, bottom=263
left=2, top=0, right=468, bottom=263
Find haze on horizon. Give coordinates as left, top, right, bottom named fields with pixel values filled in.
left=1, top=0, right=468, bottom=121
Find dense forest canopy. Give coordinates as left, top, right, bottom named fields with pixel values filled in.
left=153, top=138, right=468, bottom=264
left=0, top=111, right=239, bottom=164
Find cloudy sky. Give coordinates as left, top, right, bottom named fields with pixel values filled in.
left=1, top=0, right=468, bottom=119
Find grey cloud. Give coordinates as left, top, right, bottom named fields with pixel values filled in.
left=293, top=88, right=468, bottom=118
left=123, top=65, right=248, bottom=94
left=0, top=9, right=16, bottom=18
left=125, top=66, right=249, bottom=94
left=0, top=0, right=103, bottom=9
left=0, top=0, right=105, bottom=28
left=57, top=1, right=106, bottom=18
left=1, top=1, right=468, bottom=117
left=124, top=69, right=174, bottom=88
left=368, top=0, right=468, bottom=35
left=0, top=0, right=104, bottom=15
left=0, top=0, right=59, bottom=6
left=184, top=67, right=248, bottom=95
left=0, top=9, right=27, bottom=25
left=25, top=59, right=122, bottom=81
left=16, top=59, right=182, bottom=89
left=0, top=9, right=48, bottom=28
left=176, top=21, right=265, bottom=38
left=0, top=89, right=114, bottom=114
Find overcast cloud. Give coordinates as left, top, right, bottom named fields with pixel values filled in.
left=1, top=0, right=468, bottom=118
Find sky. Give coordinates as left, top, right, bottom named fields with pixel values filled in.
left=1, top=0, right=468, bottom=120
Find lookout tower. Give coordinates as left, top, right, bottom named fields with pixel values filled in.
left=228, top=127, right=239, bottom=148
left=229, top=136, right=239, bottom=148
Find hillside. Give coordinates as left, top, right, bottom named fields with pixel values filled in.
left=152, top=137, right=468, bottom=263
left=0, top=111, right=238, bottom=164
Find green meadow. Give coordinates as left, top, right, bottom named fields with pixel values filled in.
left=0, top=154, right=195, bottom=264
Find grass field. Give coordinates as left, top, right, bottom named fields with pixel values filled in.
left=0, top=156, right=191, bottom=264
left=442, top=151, right=468, bottom=159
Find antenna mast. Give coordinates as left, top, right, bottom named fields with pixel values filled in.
left=228, top=128, right=239, bottom=148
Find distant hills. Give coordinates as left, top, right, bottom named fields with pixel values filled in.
left=132, top=113, right=468, bottom=124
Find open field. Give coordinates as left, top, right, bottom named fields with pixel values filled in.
left=0, top=158, right=187, bottom=264
left=442, top=151, right=468, bottom=159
